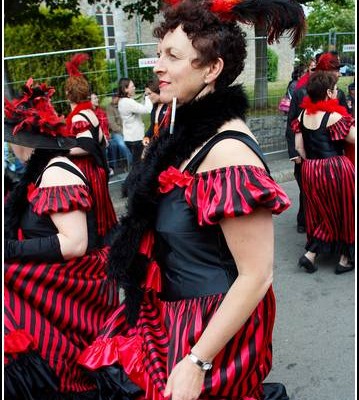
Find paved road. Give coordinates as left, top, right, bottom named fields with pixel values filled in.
left=265, top=180, right=355, bottom=400
left=108, top=174, right=355, bottom=400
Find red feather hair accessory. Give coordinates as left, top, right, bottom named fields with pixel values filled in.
left=315, top=53, right=340, bottom=72
left=65, top=53, right=90, bottom=77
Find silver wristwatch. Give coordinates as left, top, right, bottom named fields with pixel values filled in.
left=188, top=351, right=213, bottom=371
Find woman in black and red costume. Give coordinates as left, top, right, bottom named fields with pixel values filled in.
left=3, top=79, right=123, bottom=399
left=292, top=71, right=355, bottom=274
left=65, top=53, right=118, bottom=242
left=79, top=1, right=305, bottom=399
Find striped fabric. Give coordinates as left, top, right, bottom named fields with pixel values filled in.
left=301, top=156, right=355, bottom=255
left=79, top=166, right=290, bottom=399
left=182, top=166, right=290, bottom=225
left=28, top=184, right=92, bottom=215
left=71, top=156, right=117, bottom=237
left=4, top=249, right=119, bottom=393
left=4, top=184, right=120, bottom=396
left=327, top=115, right=355, bottom=141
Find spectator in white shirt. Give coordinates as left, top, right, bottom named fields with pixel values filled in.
left=117, top=78, right=152, bottom=163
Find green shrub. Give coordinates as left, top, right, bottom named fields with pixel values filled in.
left=4, top=7, right=110, bottom=114
left=119, top=47, right=157, bottom=92
left=267, top=48, right=278, bottom=82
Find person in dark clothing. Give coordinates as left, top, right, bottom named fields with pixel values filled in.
left=285, top=51, right=349, bottom=233
left=346, top=81, right=355, bottom=117
left=292, top=71, right=355, bottom=274
left=142, top=77, right=171, bottom=158
left=287, top=64, right=306, bottom=98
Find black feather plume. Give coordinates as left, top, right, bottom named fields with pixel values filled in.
left=230, top=0, right=306, bottom=46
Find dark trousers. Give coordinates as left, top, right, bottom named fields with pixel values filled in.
left=125, top=141, right=143, bottom=165
left=294, top=162, right=306, bottom=228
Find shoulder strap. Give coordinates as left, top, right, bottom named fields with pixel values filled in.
left=184, top=130, right=270, bottom=174
left=320, top=112, right=331, bottom=129
left=78, top=112, right=99, bottom=141
left=37, top=161, right=89, bottom=186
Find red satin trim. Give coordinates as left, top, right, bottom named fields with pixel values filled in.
left=77, top=334, right=146, bottom=390
left=138, top=231, right=162, bottom=292
left=158, top=166, right=194, bottom=193
left=70, top=120, right=91, bottom=135
left=66, top=101, right=94, bottom=131
left=4, top=329, right=34, bottom=353
left=300, top=97, right=350, bottom=117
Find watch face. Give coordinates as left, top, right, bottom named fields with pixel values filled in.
left=202, top=362, right=212, bottom=371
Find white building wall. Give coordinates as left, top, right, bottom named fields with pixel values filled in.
left=79, top=1, right=294, bottom=83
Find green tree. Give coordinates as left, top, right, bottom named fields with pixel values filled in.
left=305, top=0, right=354, bottom=33
left=4, top=8, right=110, bottom=112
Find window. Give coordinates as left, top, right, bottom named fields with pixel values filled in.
left=95, top=8, right=116, bottom=60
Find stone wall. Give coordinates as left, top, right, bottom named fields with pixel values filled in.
left=247, top=114, right=288, bottom=154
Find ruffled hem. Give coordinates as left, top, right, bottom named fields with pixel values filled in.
left=80, top=365, right=144, bottom=400
left=4, top=350, right=59, bottom=400
left=28, top=184, right=92, bottom=215
left=306, top=237, right=354, bottom=261
left=78, top=335, right=146, bottom=391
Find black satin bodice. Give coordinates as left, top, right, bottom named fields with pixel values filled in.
left=155, top=186, right=238, bottom=301
left=300, top=112, right=344, bottom=159
left=20, top=205, right=99, bottom=252
left=154, top=130, right=270, bottom=301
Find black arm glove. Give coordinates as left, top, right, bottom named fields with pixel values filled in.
left=5, top=235, right=64, bottom=263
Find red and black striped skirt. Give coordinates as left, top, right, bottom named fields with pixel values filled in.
left=301, top=155, right=355, bottom=258
left=4, top=247, right=120, bottom=397
left=79, top=287, right=276, bottom=399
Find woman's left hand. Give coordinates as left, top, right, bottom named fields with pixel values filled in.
left=164, top=356, right=205, bottom=400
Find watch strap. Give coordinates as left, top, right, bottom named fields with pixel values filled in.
left=188, top=351, right=213, bottom=371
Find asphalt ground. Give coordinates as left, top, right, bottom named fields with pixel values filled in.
left=108, top=156, right=356, bottom=400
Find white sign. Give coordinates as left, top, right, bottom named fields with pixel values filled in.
left=342, top=44, right=355, bottom=52
left=138, top=57, right=158, bottom=68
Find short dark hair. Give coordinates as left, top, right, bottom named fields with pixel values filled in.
left=153, top=1, right=247, bottom=89
left=307, top=71, right=338, bottom=102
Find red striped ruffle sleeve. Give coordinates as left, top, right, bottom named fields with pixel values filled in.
left=70, top=120, right=91, bottom=135
left=184, top=166, right=291, bottom=226
left=28, top=184, right=92, bottom=215
left=291, top=118, right=301, bottom=134
left=328, top=115, right=355, bottom=141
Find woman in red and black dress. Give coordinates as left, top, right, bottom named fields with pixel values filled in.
left=65, top=53, right=118, bottom=241
left=78, top=2, right=305, bottom=399
left=293, top=71, right=355, bottom=274
left=3, top=79, right=123, bottom=399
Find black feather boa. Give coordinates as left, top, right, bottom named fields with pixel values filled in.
left=108, top=85, right=249, bottom=325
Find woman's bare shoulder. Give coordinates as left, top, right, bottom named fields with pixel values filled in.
left=197, top=120, right=264, bottom=172
left=39, top=157, right=86, bottom=188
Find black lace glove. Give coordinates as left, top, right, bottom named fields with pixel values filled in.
left=4, top=235, right=64, bottom=262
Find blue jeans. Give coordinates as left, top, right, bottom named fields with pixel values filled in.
left=108, top=133, right=132, bottom=169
